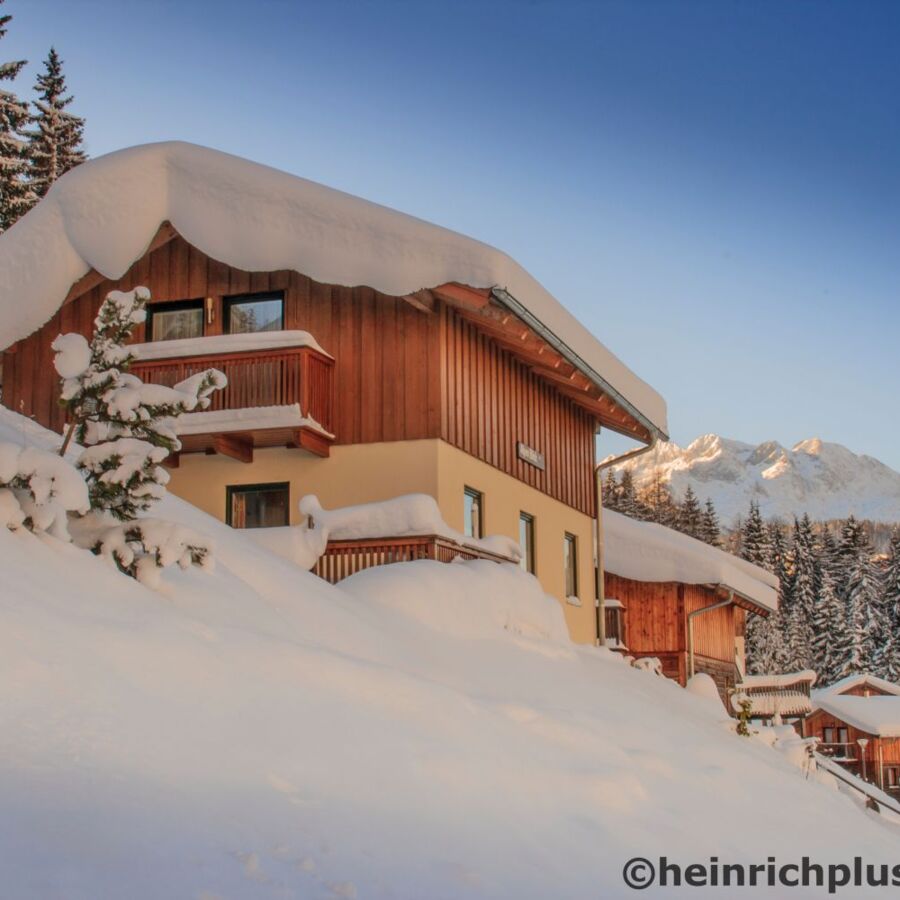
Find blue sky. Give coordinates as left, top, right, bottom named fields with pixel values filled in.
left=7, top=0, right=899, bottom=467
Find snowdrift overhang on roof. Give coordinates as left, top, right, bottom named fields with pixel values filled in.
left=811, top=696, right=900, bottom=738
left=0, top=141, right=668, bottom=439
left=602, top=509, right=779, bottom=614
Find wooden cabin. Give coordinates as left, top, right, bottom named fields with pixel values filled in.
left=806, top=674, right=900, bottom=792
left=601, top=509, right=778, bottom=701
left=0, top=142, right=669, bottom=645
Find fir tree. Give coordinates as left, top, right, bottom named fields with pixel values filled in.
left=0, top=0, right=34, bottom=231
left=639, top=470, right=677, bottom=527
left=698, top=498, right=721, bottom=548
left=811, top=567, right=843, bottom=684
left=617, top=468, right=640, bottom=519
left=677, top=484, right=703, bottom=539
left=25, top=47, right=86, bottom=199
left=880, top=530, right=900, bottom=682
left=740, top=500, right=770, bottom=567
left=601, top=468, right=619, bottom=510
left=783, top=517, right=816, bottom=671
left=53, top=287, right=225, bottom=520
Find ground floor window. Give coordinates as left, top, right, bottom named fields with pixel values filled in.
left=148, top=299, right=204, bottom=341
left=564, top=532, right=578, bottom=599
left=227, top=482, right=290, bottom=528
left=464, top=487, right=483, bottom=539
left=519, top=512, right=535, bottom=574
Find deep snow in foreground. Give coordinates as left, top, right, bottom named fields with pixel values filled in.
left=1, top=410, right=898, bottom=898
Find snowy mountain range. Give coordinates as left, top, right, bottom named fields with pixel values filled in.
left=612, top=435, right=900, bottom=525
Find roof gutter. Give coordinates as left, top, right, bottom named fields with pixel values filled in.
left=491, top=287, right=668, bottom=443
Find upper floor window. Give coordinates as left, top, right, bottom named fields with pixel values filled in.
left=148, top=299, right=204, bottom=342
left=564, top=532, right=578, bottom=599
left=227, top=482, right=290, bottom=529
left=225, top=291, right=284, bottom=334
left=519, top=511, right=535, bottom=574
left=463, top=487, right=483, bottom=539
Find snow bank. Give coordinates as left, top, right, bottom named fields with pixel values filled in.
left=686, top=673, right=727, bottom=712
left=602, top=508, right=779, bottom=612
left=0, top=141, right=666, bottom=435
left=175, top=404, right=333, bottom=437
left=2, top=406, right=899, bottom=897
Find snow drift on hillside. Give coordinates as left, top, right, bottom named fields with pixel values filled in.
left=613, top=433, right=900, bottom=524
left=1, top=408, right=898, bottom=898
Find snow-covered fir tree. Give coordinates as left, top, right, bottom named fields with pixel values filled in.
left=0, top=0, right=34, bottom=231
left=698, top=498, right=721, bottom=548
left=638, top=470, right=677, bottom=527
left=783, top=516, right=816, bottom=672
left=52, top=287, right=227, bottom=586
left=25, top=47, right=86, bottom=199
left=677, top=484, right=702, bottom=539
left=880, top=529, right=900, bottom=682
left=811, top=566, right=843, bottom=684
left=740, top=500, right=770, bottom=567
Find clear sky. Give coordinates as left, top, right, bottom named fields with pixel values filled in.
left=6, top=0, right=899, bottom=466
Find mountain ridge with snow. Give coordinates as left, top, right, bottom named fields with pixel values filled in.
left=612, top=434, right=900, bottom=524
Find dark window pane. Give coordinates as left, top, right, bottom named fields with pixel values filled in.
left=150, top=305, right=203, bottom=341
left=464, top=488, right=483, bottom=539
left=228, top=483, right=289, bottom=528
left=226, top=294, right=284, bottom=334
left=564, top=533, right=578, bottom=598
left=519, top=512, right=535, bottom=574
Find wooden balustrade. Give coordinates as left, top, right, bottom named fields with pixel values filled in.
left=314, top=534, right=517, bottom=584
left=130, top=344, right=334, bottom=431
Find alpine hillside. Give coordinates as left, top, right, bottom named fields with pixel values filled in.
left=611, top=435, right=900, bottom=525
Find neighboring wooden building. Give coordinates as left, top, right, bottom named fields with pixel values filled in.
left=0, top=142, right=669, bottom=644
left=732, top=671, right=818, bottom=724
left=601, top=509, right=778, bottom=700
left=806, top=675, right=900, bottom=793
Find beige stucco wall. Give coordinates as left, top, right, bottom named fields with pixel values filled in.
left=167, top=438, right=598, bottom=644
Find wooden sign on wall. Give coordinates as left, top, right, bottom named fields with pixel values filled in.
left=517, top=441, right=546, bottom=471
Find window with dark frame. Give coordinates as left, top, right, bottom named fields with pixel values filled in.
left=148, top=299, right=205, bottom=342
left=837, top=726, right=849, bottom=744
left=823, top=727, right=835, bottom=744
left=463, top=487, right=483, bottom=539
left=519, top=512, right=535, bottom=574
left=226, top=482, right=290, bottom=529
left=224, top=291, right=285, bottom=335
left=564, top=532, right=578, bottom=599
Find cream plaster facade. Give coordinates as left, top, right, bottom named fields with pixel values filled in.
left=167, top=438, right=599, bottom=644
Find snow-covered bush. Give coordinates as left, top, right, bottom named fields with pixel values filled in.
left=0, top=441, right=89, bottom=538
left=51, top=286, right=225, bottom=585
left=70, top=513, right=214, bottom=589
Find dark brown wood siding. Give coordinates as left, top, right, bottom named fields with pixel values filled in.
left=441, top=306, right=596, bottom=516
left=2, top=235, right=598, bottom=514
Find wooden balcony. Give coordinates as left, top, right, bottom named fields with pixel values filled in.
left=314, top=534, right=517, bottom=584
left=130, top=337, right=335, bottom=462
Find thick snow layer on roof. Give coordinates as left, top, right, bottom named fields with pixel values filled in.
left=813, top=696, right=900, bottom=737
left=740, top=671, right=818, bottom=689
left=813, top=673, right=900, bottom=699
left=3, top=405, right=900, bottom=895
left=602, top=508, right=778, bottom=613
left=0, top=141, right=666, bottom=435
left=130, top=329, right=329, bottom=360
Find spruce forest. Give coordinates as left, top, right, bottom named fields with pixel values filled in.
left=0, top=0, right=86, bottom=232
left=602, top=467, right=900, bottom=685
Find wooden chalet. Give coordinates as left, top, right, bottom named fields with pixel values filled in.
left=601, top=509, right=778, bottom=701
left=0, top=142, right=669, bottom=645
left=805, top=674, right=900, bottom=792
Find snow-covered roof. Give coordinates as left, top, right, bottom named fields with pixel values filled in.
left=813, top=674, right=900, bottom=700
left=812, top=696, right=900, bottom=738
left=0, top=141, right=667, bottom=438
left=739, top=671, right=818, bottom=690
left=602, top=509, right=779, bottom=613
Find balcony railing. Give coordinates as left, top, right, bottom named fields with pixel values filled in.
left=131, top=342, right=334, bottom=431
left=314, top=535, right=517, bottom=584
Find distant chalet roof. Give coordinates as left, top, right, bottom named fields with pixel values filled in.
left=0, top=141, right=667, bottom=438
left=813, top=673, right=900, bottom=700
left=602, top=509, right=779, bottom=614
left=812, top=696, right=900, bottom=738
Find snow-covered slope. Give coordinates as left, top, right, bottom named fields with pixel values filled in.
left=2, top=408, right=898, bottom=898
left=614, top=434, right=900, bottom=524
